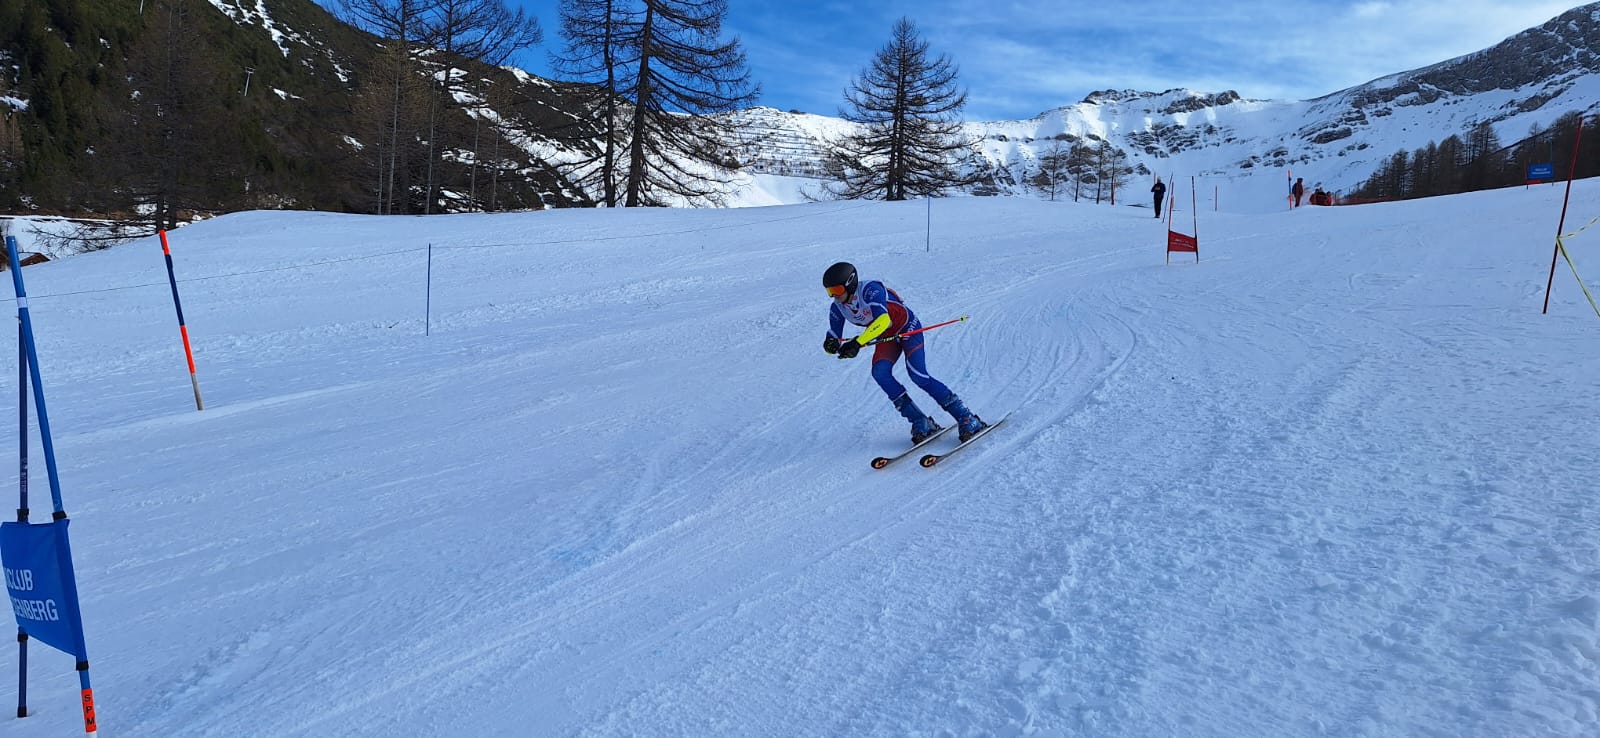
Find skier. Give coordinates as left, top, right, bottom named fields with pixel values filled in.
left=1151, top=177, right=1167, bottom=218
left=821, top=261, right=987, bottom=443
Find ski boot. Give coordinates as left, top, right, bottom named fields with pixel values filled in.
left=894, top=393, right=943, bottom=444
left=940, top=394, right=988, bottom=443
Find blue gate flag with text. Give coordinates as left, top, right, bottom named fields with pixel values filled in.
left=1, top=519, right=87, bottom=658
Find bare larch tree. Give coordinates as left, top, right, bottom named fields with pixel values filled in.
left=340, top=0, right=440, bottom=214
left=421, top=0, right=541, bottom=212
left=551, top=0, right=641, bottom=207
left=824, top=17, right=975, bottom=201
left=618, top=0, right=759, bottom=207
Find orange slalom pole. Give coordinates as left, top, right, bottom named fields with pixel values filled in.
left=81, top=687, right=96, bottom=734
left=159, top=230, right=204, bottom=410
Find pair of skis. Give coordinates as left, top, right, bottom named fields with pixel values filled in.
left=870, top=414, right=1009, bottom=469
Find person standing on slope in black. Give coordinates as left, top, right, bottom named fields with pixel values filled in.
left=1151, top=177, right=1167, bottom=218
left=1292, top=177, right=1305, bottom=208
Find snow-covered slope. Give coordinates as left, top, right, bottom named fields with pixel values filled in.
left=1, top=181, right=1599, bottom=735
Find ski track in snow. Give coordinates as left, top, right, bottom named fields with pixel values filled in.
left=1, top=190, right=1599, bottom=736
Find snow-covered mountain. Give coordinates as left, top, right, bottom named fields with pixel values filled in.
left=725, top=3, right=1600, bottom=209
left=11, top=0, right=1600, bottom=214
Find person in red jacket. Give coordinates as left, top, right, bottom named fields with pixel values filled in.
left=1292, top=177, right=1305, bottom=207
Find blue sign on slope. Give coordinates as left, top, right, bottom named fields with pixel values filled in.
left=1529, top=163, right=1555, bottom=180
left=1, top=519, right=87, bottom=657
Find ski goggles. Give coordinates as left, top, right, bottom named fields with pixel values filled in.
left=826, top=284, right=847, bottom=297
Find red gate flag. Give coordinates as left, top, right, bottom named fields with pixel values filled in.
left=1165, top=176, right=1200, bottom=264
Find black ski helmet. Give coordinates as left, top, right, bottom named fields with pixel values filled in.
left=823, top=261, right=858, bottom=298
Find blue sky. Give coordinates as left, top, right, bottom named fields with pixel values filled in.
left=500, top=1, right=1584, bottom=121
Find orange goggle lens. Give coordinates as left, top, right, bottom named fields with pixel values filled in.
left=826, top=284, right=846, bottom=297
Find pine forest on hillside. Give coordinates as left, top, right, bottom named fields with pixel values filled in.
left=0, top=0, right=601, bottom=224
left=1349, top=113, right=1600, bottom=202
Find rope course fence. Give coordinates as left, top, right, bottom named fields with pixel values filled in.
left=18, top=201, right=876, bottom=301
left=1554, top=214, right=1600, bottom=318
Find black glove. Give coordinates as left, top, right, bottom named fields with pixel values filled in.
left=823, top=335, right=839, bottom=355
left=836, top=338, right=861, bottom=359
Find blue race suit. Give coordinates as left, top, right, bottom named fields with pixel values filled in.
left=828, top=280, right=955, bottom=406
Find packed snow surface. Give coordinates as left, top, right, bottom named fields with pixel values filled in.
left=1, top=182, right=1599, bottom=736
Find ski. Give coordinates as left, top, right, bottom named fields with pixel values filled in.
left=919, top=414, right=1010, bottom=468
left=871, top=423, right=956, bottom=469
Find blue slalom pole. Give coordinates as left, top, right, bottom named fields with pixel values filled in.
left=9, top=234, right=28, bottom=719
left=158, top=230, right=203, bottom=410
left=63, top=546, right=95, bottom=735
left=14, top=627, right=23, bottom=718
left=5, top=235, right=96, bottom=733
left=16, top=287, right=26, bottom=523
left=425, top=243, right=432, bottom=336
left=5, top=237, right=64, bottom=514
left=15, top=327, right=24, bottom=724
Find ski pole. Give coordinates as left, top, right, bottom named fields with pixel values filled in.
left=866, top=315, right=968, bottom=346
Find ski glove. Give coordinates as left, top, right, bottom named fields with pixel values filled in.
left=836, top=338, right=861, bottom=359
left=823, top=335, right=839, bottom=355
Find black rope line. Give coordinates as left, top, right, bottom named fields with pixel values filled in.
left=30, top=247, right=425, bottom=299
left=24, top=200, right=877, bottom=299
left=433, top=201, right=873, bottom=251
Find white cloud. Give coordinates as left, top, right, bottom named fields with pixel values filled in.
left=839, top=0, right=1586, bottom=118
left=526, top=0, right=1584, bottom=120
left=1352, top=2, right=1393, bottom=19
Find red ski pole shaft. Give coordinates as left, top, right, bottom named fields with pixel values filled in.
left=867, top=315, right=968, bottom=345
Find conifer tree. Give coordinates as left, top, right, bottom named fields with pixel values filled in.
left=350, top=42, right=432, bottom=213
left=0, top=108, right=22, bottom=205
left=340, top=0, right=440, bottom=213
left=551, top=0, right=641, bottom=207
left=111, top=0, right=242, bottom=229
left=1462, top=121, right=1504, bottom=191
left=430, top=0, right=543, bottom=65
left=618, top=0, right=759, bottom=207
left=1435, top=134, right=1465, bottom=193
left=1066, top=141, right=1096, bottom=202
left=1032, top=137, right=1072, bottom=201
left=824, top=17, right=976, bottom=201
left=420, top=0, right=542, bottom=212
left=1409, top=142, right=1437, bottom=198
left=1383, top=149, right=1410, bottom=198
